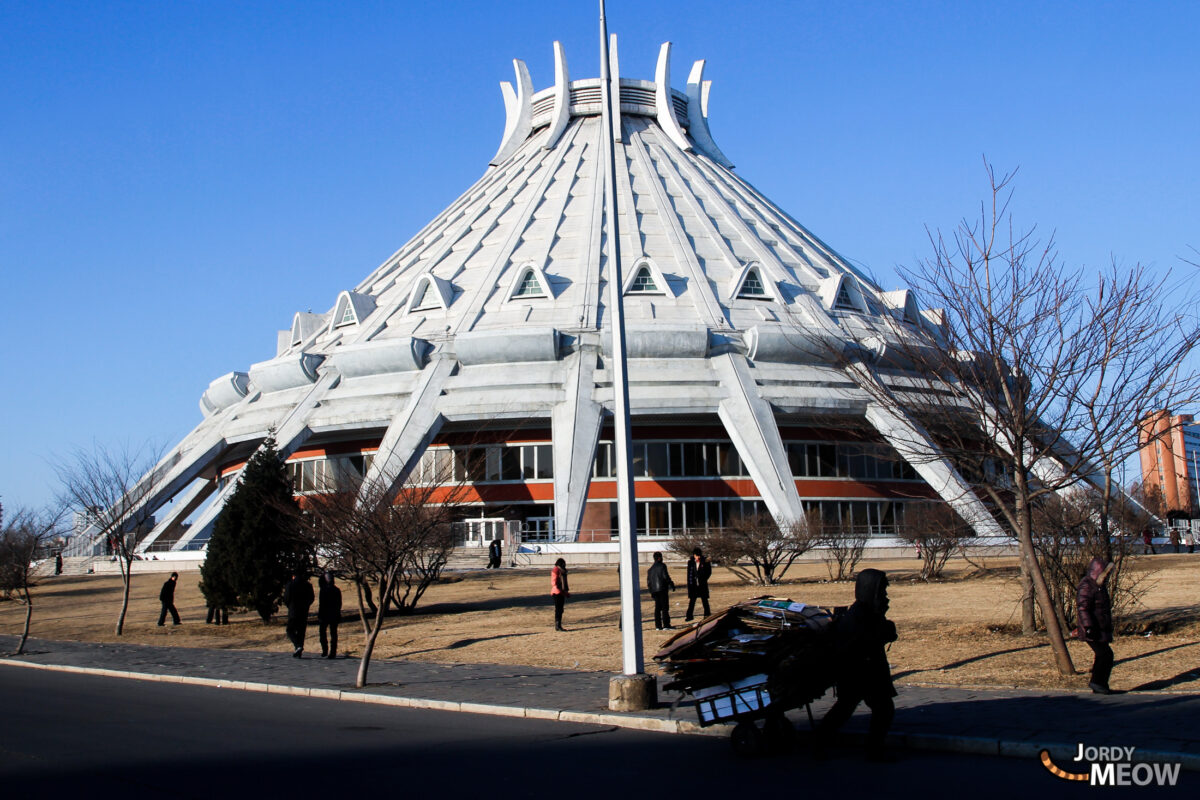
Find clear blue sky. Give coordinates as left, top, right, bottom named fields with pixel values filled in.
left=2, top=0, right=1197, bottom=510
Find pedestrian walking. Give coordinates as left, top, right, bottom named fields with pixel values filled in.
left=551, top=558, right=570, bottom=631
left=55, top=553, right=63, bottom=575
left=1169, top=529, right=1181, bottom=554
left=646, top=551, right=676, bottom=630
left=488, top=537, right=503, bottom=569
left=1187, top=529, right=1196, bottom=554
left=283, top=571, right=314, bottom=658
left=1142, top=529, right=1156, bottom=555
left=1077, top=557, right=1116, bottom=694
left=318, top=572, right=342, bottom=659
left=685, top=547, right=712, bottom=622
left=157, top=572, right=181, bottom=626
left=816, top=568, right=898, bottom=761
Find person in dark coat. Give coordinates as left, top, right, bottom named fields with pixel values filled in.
left=816, top=568, right=898, bottom=761
left=157, top=572, right=181, bottom=626
left=551, top=558, right=569, bottom=631
left=55, top=553, right=63, bottom=575
left=1077, top=557, right=1115, bottom=694
left=685, top=548, right=712, bottom=621
left=646, top=551, right=676, bottom=630
left=317, top=572, right=342, bottom=659
left=205, top=601, right=229, bottom=625
left=488, top=537, right=503, bottom=569
left=283, top=571, right=315, bottom=658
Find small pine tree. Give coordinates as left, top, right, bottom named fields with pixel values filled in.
left=203, top=436, right=307, bottom=621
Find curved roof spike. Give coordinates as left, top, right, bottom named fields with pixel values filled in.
left=609, top=33, right=622, bottom=142
left=490, top=59, right=533, bottom=166
left=544, top=41, right=571, bottom=150
left=686, top=60, right=734, bottom=169
left=654, top=42, right=693, bottom=152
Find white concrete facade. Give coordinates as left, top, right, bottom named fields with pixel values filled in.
left=71, top=38, right=1001, bottom=555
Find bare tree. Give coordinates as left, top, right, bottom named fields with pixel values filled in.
left=56, top=442, right=165, bottom=635
left=674, top=513, right=815, bottom=585
left=814, top=515, right=868, bottom=581
left=899, top=502, right=972, bottom=581
left=297, top=460, right=468, bottom=688
left=0, top=503, right=65, bottom=654
left=847, top=164, right=1196, bottom=675
left=1061, top=263, right=1200, bottom=549
left=1031, top=489, right=1151, bottom=633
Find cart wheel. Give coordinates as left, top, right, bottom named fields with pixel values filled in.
left=762, top=713, right=796, bottom=754
left=731, top=721, right=765, bottom=757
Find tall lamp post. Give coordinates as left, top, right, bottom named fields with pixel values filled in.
left=599, top=0, right=655, bottom=711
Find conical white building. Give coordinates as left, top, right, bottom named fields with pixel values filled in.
left=80, top=38, right=1008, bottom=557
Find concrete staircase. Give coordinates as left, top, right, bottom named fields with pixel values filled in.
left=58, top=556, right=95, bottom=576
left=444, top=548, right=491, bottom=571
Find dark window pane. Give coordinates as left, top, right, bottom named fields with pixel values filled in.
left=668, top=443, right=685, bottom=477
left=594, top=442, right=610, bottom=478
left=787, top=443, right=804, bottom=477
left=536, top=444, right=553, bottom=479
left=682, top=443, right=705, bottom=477
left=631, top=443, right=646, bottom=477
left=485, top=447, right=502, bottom=481
left=646, top=443, right=669, bottom=477
left=818, top=444, right=837, bottom=477
left=501, top=446, right=522, bottom=481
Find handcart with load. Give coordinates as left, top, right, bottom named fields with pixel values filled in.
left=654, top=597, right=839, bottom=756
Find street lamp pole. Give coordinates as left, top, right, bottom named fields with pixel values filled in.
left=598, top=0, right=653, bottom=708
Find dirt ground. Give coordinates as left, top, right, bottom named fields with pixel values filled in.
left=3, top=554, right=1198, bottom=693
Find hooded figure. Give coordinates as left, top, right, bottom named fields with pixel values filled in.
left=1077, top=557, right=1115, bottom=694
left=646, top=552, right=676, bottom=630
left=684, top=548, right=712, bottom=621
left=157, top=572, right=181, bottom=626
left=817, top=568, right=898, bottom=760
left=283, top=572, right=314, bottom=658
left=317, top=572, right=342, bottom=659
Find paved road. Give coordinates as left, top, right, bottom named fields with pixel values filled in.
left=5, top=634, right=1198, bottom=769
left=1, top=668, right=1105, bottom=799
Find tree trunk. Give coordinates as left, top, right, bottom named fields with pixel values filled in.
left=1019, top=554, right=1036, bottom=634
left=17, top=589, right=32, bottom=655
left=116, top=554, right=132, bottom=636
left=1013, top=490, right=1075, bottom=675
left=356, top=573, right=394, bottom=688
left=354, top=576, right=371, bottom=636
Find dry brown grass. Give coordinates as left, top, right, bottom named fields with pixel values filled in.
left=3, top=554, right=1198, bottom=693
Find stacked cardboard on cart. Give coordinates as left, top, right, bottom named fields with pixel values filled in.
left=654, top=597, right=838, bottom=726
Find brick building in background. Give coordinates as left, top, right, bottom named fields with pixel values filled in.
left=1138, top=410, right=1200, bottom=535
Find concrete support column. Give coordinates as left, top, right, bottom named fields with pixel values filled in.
left=552, top=348, right=604, bottom=538
left=711, top=353, right=805, bottom=524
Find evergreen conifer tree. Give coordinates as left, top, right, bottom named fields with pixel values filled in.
left=202, top=436, right=306, bottom=620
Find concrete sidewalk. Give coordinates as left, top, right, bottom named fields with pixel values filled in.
left=2, top=635, right=1196, bottom=770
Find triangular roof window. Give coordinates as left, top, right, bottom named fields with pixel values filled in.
left=834, top=281, right=857, bottom=310
left=513, top=269, right=544, bottom=297
left=629, top=266, right=658, bottom=293
left=406, top=272, right=454, bottom=313
left=412, top=282, right=431, bottom=309
left=621, top=257, right=672, bottom=297
left=329, top=291, right=375, bottom=333
left=739, top=269, right=766, bottom=297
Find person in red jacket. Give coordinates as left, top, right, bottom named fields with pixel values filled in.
left=551, top=558, right=570, bottom=631
left=1077, top=557, right=1115, bottom=694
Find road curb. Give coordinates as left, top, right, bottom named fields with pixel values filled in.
left=2, top=657, right=1195, bottom=770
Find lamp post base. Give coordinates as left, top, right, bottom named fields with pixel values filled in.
left=609, top=673, right=657, bottom=711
